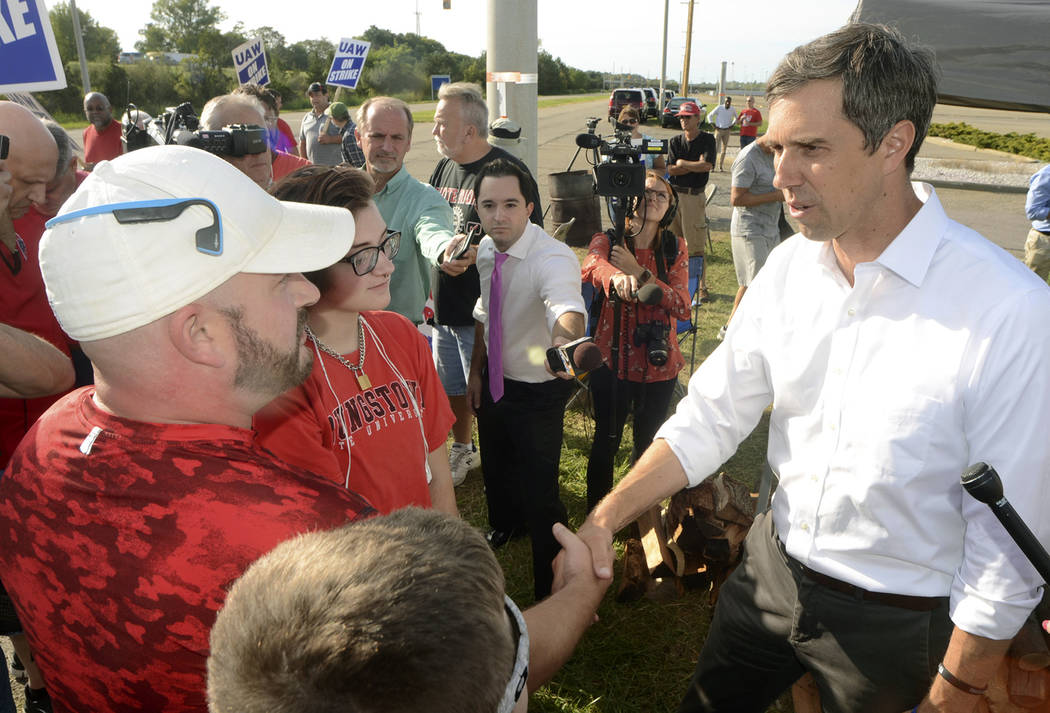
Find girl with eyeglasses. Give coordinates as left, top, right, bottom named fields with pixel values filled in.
left=255, top=165, right=458, bottom=516
left=581, top=170, right=690, bottom=510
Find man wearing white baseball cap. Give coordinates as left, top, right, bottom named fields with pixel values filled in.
left=0, top=145, right=376, bottom=713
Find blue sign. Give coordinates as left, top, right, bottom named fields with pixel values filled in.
left=326, top=38, right=370, bottom=90
left=431, top=74, right=450, bottom=99
left=232, top=38, right=269, bottom=86
left=0, top=0, right=67, bottom=92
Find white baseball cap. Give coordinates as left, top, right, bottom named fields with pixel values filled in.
left=42, top=145, right=356, bottom=341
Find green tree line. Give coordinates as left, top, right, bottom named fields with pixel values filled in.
left=30, top=0, right=603, bottom=121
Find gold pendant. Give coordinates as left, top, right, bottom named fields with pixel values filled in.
left=355, top=371, right=372, bottom=390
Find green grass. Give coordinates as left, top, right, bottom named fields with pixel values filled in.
left=454, top=233, right=786, bottom=713
left=929, top=121, right=1050, bottom=162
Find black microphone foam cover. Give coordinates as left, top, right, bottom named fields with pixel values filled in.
left=961, top=462, right=1004, bottom=504
left=572, top=341, right=604, bottom=372
left=575, top=133, right=602, bottom=149
left=636, top=283, right=663, bottom=305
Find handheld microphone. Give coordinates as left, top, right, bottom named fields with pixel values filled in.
left=575, top=133, right=602, bottom=150
left=636, top=283, right=663, bottom=305
left=546, top=337, right=604, bottom=377
left=962, top=462, right=1050, bottom=584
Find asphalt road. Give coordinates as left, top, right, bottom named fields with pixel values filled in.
left=287, top=96, right=1042, bottom=258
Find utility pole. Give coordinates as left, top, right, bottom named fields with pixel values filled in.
left=415, top=0, right=421, bottom=35
left=487, top=0, right=538, bottom=173
left=70, top=0, right=91, bottom=94
left=681, top=0, right=694, bottom=95
left=658, top=0, right=668, bottom=105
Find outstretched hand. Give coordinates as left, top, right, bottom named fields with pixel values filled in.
left=572, top=521, right=616, bottom=581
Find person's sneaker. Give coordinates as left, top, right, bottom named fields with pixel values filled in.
left=10, top=652, right=26, bottom=683
left=448, top=443, right=477, bottom=487
left=717, top=324, right=728, bottom=341
left=23, top=685, right=53, bottom=713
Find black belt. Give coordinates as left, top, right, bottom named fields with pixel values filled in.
left=675, top=185, right=706, bottom=196
left=1035, top=228, right=1050, bottom=236
left=798, top=563, right=947, bottom=612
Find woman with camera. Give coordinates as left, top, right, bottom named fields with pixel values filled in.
left=581, top=170, right=690, bottom=510
left=254, top=165, right=458, bottom=517
left=617, top=106, right=666, bottom=172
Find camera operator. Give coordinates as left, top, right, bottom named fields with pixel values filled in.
left=198, top=94, right=272, bottom=190
left=616, top=107, right=665, bottom=172
left=581, top=170, right=690, bottom=510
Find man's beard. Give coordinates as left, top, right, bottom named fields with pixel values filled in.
left=221, top=307, right=312, bottom=396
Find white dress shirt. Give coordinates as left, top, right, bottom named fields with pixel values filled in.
left=707, top=104, right=738, bottom=129
left=657, top=183, right=1050, bottom=639
left=473, top=221, right=586, bottom=383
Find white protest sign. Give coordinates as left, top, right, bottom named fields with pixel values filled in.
left=232, top=37, right=268, bottom=86
left=326, top=38, right=370, bottom=90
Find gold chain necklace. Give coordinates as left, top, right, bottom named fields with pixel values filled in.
left=305, top=318, right=372, bottom=390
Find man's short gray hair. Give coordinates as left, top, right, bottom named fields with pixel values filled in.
left=355, top=96, right=414, bottom=134
left=766, top=22, right=938, bottom=172
left=83, top=92, right=109, bottom=109
left=438, top=82, right=488, bottom=138
left=199, top=94, right=266, bottom=130
left=42, top=120, right=74, bottom=178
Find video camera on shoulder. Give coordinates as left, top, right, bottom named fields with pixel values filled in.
left=126, top=101, right=267, bottom=157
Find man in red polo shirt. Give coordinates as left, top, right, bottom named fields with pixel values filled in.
left=82, top=92, right=122, bottom=170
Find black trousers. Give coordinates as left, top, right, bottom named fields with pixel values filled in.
left=678, top=512, right=951, bottom=713
left=585, top=366, right=677, bottom=511
left=478, top=372, right=572, bottom=599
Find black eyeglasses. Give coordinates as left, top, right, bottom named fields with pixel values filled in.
left=46, top=197, right=223, bottom=256
left=621, top=119, right=638, bottom=126
left=341, top=229, right=400, bottom=276
left=644, top=189, right=670, bottom=203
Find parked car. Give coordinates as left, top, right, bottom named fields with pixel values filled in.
left=608, top=88, right=647, bottom=122
left=662, top=89, right=675, bottom=108
left=640, top=87, right=659, bottom=120
left=661, top=96, right=703, bottom=128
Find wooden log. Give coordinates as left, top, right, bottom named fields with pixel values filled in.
left=615, top=538, right=650, bottom=603
left=1010, top=618, right=1050, bottom=672
left=636, top=505, right=676, bottom=578
left=791, top=673, right=821, bottom=713
left=1007, top=666, right=1049, bottom=709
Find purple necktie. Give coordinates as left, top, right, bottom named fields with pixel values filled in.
left=488, top=251, right=509, bottom=402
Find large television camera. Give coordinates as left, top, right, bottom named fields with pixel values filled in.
left=123, top=101, right=267, bottom=158
left=576, top=116, right=667, bottom=199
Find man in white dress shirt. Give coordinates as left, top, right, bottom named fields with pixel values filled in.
left=466, top=157, right=586, bottom=601
left=578, top=22, right=1050, bottom=713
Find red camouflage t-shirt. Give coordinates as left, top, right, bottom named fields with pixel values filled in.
left=0, top=388, right=375, bottom=713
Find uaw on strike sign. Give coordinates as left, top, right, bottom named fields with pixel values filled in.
left=232, top=38, right=268, bottom=86
left=0, top=0, right=67, bottom=93
left=326, top=38, right=369, bottom=90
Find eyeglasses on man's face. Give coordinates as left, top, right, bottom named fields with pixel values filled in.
left=341, top=229, right=401, bottom=276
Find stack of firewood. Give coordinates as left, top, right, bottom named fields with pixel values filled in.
left=616, top=471, right=755, bottom=604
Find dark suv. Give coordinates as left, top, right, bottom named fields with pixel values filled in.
left=640, top=88, right=659, bottom=120
left=608, top=88, right=647, bottom=122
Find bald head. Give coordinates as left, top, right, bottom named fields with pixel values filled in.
left=0, top=102, right=58, bottom=219
left=84, top=92, right=113, bottom=130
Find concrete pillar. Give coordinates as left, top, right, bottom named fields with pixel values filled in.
left=486, top=0, right=538, bottom=175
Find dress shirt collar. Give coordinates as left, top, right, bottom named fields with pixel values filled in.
left=872, top=182, right=946, bottom=288
left=494, top=221, right=542, bottom=261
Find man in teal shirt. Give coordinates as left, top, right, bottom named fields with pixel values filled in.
left=354, top=97, right=469, bottom=323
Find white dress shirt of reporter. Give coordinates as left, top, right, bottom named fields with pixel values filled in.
left=353, top=97, right=469, bottom=321
left=199, top=94, right=273, bottom=190
left=207, top=508, right=611, bottom=713
left=467, top=158, right=586, bottom=600
left=578, top=22, right=1050, bottom=713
